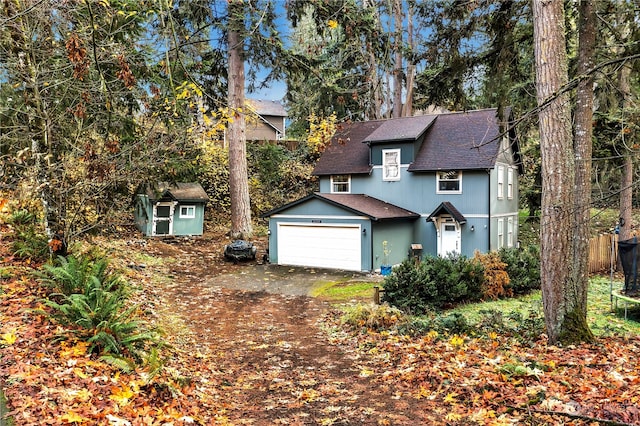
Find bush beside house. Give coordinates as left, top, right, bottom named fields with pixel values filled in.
left=382, top=247, right=541, bottom=314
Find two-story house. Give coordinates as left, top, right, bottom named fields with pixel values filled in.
left=262, top=108, right=522, bottom=272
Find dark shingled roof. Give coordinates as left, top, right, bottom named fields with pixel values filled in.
left=408, top=108, right=508, bottom=172
left=261, top=193, right=419, bottom=222
left=312, top=120, right=382, bottom=176
left=313, top=108, right=518, bottom=176
left=364, top=114, right=437, bottom=143
left=144, top=182, right=209, bottom=203
left=427, top=202, right=467, bottom=224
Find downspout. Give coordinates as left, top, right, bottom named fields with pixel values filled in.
left=487, top=169, right=492, bottom=250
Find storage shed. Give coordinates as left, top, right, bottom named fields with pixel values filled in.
left=135, top=182, right=209, bottom=237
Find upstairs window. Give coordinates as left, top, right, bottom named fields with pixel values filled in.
left=507, top=167, right=514, bottom=199
left=497, top=165, right=505, bottom=199
left=331, top=175, right=350, bottom=193
left=436, top=170, right=462, bottom=193
left=382, top=149, right=401, bottom=181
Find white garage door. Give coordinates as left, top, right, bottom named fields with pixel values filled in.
left=277, top=223, right=362, bottom=271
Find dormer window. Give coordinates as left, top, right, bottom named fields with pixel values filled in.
left=437, top=170, right=462, bottom=193
left=383, top=149, right=401, bottom=181
left=331, top=175, right=350, bottom=193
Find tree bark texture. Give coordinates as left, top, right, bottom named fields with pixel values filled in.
left=227, top=1, right=253, bottom=239
left=392, top=0, right=403, bottom=118
left=533, top=0, right=592, bottom=344
left=617, top=62, right=634, bottom=242
left=571, top=0, right=596, bottom=342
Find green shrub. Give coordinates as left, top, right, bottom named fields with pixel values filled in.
left=382, top=255, right=485, bottom=313
left=498, top=245, right=541, bottom=294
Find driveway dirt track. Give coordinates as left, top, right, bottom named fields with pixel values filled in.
left=139, top=237, right=434, bottom=425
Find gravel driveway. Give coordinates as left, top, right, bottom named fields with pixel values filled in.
left=202, top=263, right=379, bottom=296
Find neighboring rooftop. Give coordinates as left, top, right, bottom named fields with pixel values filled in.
left=246, top=99, right=287, bottom=117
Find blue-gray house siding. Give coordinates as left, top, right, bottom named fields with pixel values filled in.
left=263, top=108, right=522, bottom=272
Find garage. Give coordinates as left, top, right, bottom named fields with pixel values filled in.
left=277, top=223, right=362, bottom=271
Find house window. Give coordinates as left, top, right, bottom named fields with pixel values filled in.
left=179, top=205, right=196, bottom=219
left=497, top=218, right=504, bottom=249
left=507, top=217, right=514, bottom=247
left=331, top=175, right=350, bottom=193
left=497, top=165, right=504, bottom=199
left=382, top=149, right=401, bottom=181
left=436, top=170, right=462, bottom=193
left=507, top=167, right=514, bottom=199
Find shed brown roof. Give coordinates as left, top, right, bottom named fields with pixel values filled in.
left=145, top=182, right=209, bottom=203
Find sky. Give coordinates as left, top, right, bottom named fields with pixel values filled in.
left=245, top=1, right=290, bottom=102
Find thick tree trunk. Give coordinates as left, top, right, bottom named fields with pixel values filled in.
left=227, top=3, right=253, bottom=239
left=571, top=0, right=596, bottom=342
left=533, top=0, right=592, bottom=345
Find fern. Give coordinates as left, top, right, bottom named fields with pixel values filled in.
left=40, top=253, right=159, bottom=362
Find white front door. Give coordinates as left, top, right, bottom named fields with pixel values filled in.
left=439, top=221, right=460, bottom=256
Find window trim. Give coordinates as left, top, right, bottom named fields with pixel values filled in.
left=507, top=167, right=514, bottom=199
left=382, top=149, right=401, bottom=181
left=497, top=165, right=505, bottom=200
left=179, top=205, right=196, bottom=219
left=497, top=218, right=504, bottom=249
left=436, top=170, right=462, bottom=194
left=507, top=217, right=514, bottom=247
left=330, top=174, right=351, bottom=193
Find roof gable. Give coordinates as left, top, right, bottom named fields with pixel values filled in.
left=363, top=114, right=437, bottom=143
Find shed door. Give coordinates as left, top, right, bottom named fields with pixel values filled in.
left=153, top=203, right=174, bottom=236
left=277, top=223, right=361, bottom=271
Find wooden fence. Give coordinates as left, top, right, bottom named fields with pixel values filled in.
left=589, top=234, right=617, bottom=273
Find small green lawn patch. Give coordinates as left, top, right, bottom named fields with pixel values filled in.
left=312, top=280, right=380, bottom=304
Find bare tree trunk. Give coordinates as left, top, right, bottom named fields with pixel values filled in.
left=404, top=1, right=415, bottom=117
left=533, top=0, right=592, bottom=345
left=6, top=1, right=64, bottom=250
left=618, top=62, right=634, bottom=242
left=391, top=0, right=403, bottom=118
left=227, top=2, right=252, bottom=239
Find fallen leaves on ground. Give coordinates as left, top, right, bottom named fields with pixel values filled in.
left=1, top=230, right=640, bottom=425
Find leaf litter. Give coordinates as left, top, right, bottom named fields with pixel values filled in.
left=2, top=228, right=640, bottom=425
